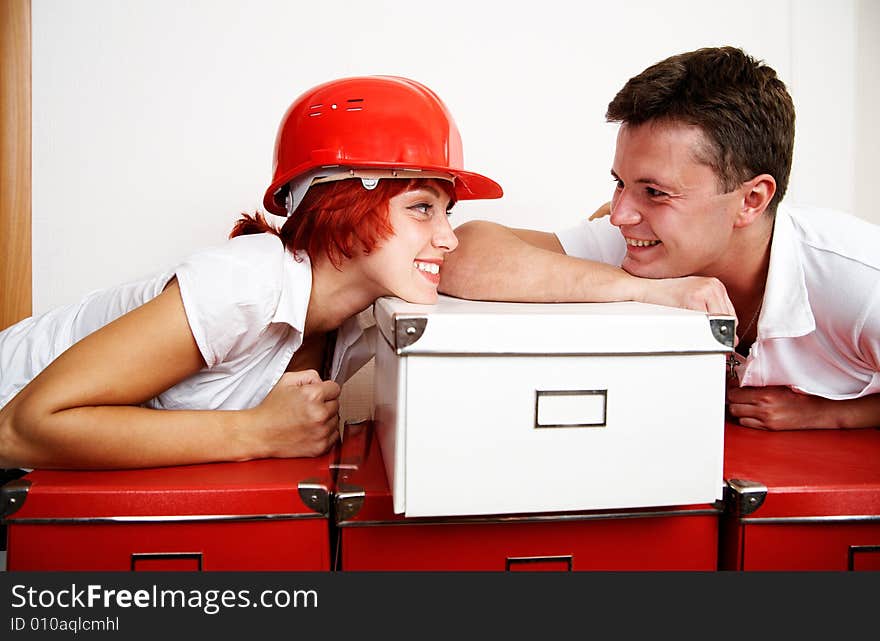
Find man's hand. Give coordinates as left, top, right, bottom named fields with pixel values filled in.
left=727, top=386, right=830, bottom=430
left=726, top=385, right=880, bottom=430
left=589, top=201, right=612, bottom=221
left=636, top=276, right=738, bottom=320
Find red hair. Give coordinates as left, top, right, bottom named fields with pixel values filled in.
left=230, top=178, right=456, bottom=267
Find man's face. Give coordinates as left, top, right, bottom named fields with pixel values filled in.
left=609, top=122, right=745, bottom=279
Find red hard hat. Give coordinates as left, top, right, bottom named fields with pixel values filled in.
left=263, top=76, right=503, bottom=215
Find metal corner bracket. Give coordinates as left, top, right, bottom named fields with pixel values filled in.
left=297, top=479, right=331, bottom=516
left=335, top=484, right=366, bottom=523
left=1, top=479, right=31, bottom=520
left=709, top=316, right=736, bottom=348
left=725, top=478, right=768, bottom=516
left=394, top=315, right=427, bottom=353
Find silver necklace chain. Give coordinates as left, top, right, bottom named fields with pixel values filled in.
left=739, top=300, right=763, bottom=341
left=727, top=298, right=764, bottom=382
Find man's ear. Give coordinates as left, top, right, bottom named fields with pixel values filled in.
left=734, top=174, right=776, bottom=228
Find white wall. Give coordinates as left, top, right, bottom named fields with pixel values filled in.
left=32, top=0, right=876, bottom=313
left=855, top=0, right=880, bottom=221
left=789, top=0, right=856, bottom=213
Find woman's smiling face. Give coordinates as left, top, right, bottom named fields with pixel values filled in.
left=354, top=179, right=459, bottom=304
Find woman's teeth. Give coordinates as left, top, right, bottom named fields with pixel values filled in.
left=414, top=261, right=440, bottom=275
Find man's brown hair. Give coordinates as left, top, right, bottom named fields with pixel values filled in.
left=606, top=46, right=795, bottom=214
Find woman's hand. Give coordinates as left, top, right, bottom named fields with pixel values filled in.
left=247, top=370, right=341, bottom=458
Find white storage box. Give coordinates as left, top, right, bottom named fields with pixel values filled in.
left=373, top=295, right=734, bottom=518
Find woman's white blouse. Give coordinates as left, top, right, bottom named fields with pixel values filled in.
left=0, top=234, right=363, bottom=411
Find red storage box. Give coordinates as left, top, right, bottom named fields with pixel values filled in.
left=335, top=421, right=721, bottom=571
left=1, top=450, right=337, bottom=571
left=721, top=422, right=880, bottom=571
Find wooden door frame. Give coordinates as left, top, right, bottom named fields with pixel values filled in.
left=1, top=0, right=31, bottom=330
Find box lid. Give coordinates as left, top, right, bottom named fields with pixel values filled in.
left=375, top=296, right=734, bottom=355
left=723, top=422, right=880, bottom=519
left=1, top=449, right=338, bottom=522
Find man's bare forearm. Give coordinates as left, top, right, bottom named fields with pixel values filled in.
left=440, top=220, right=642, bottom=302
left=835, top=393, right=880, bottom=429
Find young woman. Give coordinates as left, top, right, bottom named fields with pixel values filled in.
left=0, top=76, right=502, bottom=469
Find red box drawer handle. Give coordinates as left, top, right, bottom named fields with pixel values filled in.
left=506, top=555, right=573, bottom=572
left=131, top=552, right=203, bottom=571
left=849, top=546, right=880, bottom=571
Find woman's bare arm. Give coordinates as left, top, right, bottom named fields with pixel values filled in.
left=0, top=280, right=339, bottom=469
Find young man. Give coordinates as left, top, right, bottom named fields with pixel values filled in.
left=441, top=47, right=880, bottom=430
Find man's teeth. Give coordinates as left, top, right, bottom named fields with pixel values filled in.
left=415, top=261, right=440, bottom=275
left=626, top=238, right=661, bottom=247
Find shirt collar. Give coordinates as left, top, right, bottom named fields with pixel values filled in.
left=757, top=205, right=815, bottom=339
left=272, top=249, right=311, bottom=332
